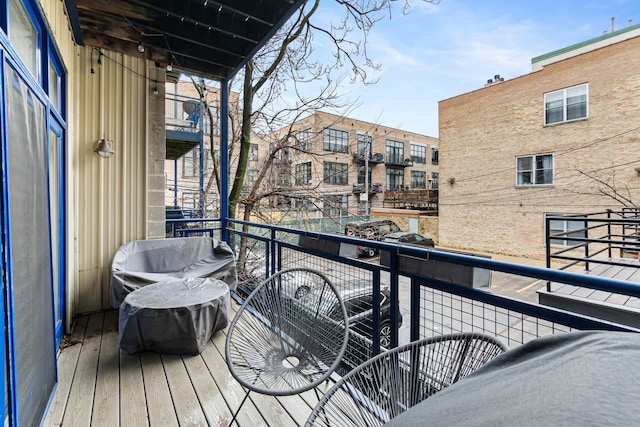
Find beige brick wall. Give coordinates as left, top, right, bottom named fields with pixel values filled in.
left=438, top=34, right=640, bottom=259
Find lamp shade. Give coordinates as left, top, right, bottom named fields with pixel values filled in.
left=95, top=138, right=115, bottom=158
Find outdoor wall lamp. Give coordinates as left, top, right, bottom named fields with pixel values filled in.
left=95, top=138, right=115, bottom=158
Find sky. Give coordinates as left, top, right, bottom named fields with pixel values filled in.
left=312, top=0, right=640, bottom=137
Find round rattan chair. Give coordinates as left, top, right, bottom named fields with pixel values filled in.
left=226, top=268, right=349, bottom=423
left=306, top=332, right=508, bottom=427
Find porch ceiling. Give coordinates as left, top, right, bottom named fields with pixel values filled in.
left=72, top=0, right=304, bottom=80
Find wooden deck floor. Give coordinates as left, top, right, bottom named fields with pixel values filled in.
left=546, top=258, right=640, bottom=308
left=43, top=304, right=329, bottom=427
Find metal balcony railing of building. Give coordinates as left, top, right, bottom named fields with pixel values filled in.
left=220, top=219, right=640, bottom=373
left=545, top=209, right=640, bottom=273
left=164, top=217, right=640, bottom=373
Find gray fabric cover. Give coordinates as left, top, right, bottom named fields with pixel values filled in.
left=119, top=277, right=230, bottom=355
left=110, top=237, right=237, bottom=308
left=385, top=330, right=640, bottom=426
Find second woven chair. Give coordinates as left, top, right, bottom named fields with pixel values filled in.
left=306, top=332, right=508, bottom=427
left=225, top=268, right=349, bottom=424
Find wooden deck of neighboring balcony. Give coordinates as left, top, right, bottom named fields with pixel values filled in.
left=43, top=304, right=328, bottom=427
left=538, top=258, right=640, bottom=328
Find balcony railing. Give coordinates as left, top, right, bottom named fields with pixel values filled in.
left=165, top=217, right=640, bottom=356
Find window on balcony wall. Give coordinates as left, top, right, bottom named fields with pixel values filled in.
left=411, top=171, right=427, bottom=189
left=516, top=153, right=553, bottom=186
left=431, top=147, right=439, bottom=165
left=544, top=83, right=588, bottom=125
left=410, top=144, right=426, bottom=163
left=386, top=168, right=404, bottom=190
left=322, top=194, right=349, bottom=217
left=323, top=128, right=349, bottom=153
left=430, top=172, right=439, bottom=189
left=323, top=161, right=349, bottom=185
left=249, top=144, right=258, bottom=161
left=295, top=162, right=312, bottom=185
left=357, top=133, right=372, bottom=156
left=545, top=213, right=586, bottom=247
left=295, top=128, right=312, bottom=151
left=9, top=0, right=41, bottom=81
left=386, top=139, right=404, bottom=164
left=357, top=165, right=372, bottom=185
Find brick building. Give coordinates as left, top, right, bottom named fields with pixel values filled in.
left=438, top=23, right=640, bottom=258
left=272, top=111, right=439, bottom=220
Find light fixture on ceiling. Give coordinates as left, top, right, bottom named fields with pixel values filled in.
left=137, top=42, right=145, bottom=53
left=166, top=62, right=173, bottom=72
left=95, top=137, right=115, bottom=158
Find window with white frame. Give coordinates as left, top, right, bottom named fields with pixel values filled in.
left=410, top=144, right=426, bottom=163
left=183, top=148, right=213, bottom=178
left=295, top=162, right=312, bottom=185
left=246, top=169, right=258, bottom=185
left=323, top=161, right=349, bottom=185
left=545, top=213, right=586, bottom=247
left=516, top=153, right=553, bottom=186
left=295, top=128, right=313, bottom=151
left=411, top=171, right=427, bottom=189
left=544, top=83, right=588, bottom=125
left=323, top=128, right=349, bottom=153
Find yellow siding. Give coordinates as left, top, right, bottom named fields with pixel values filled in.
left=73, top=48, right=150, bottom=313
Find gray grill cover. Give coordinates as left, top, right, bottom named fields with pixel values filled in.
left=119, top=277, right=230, bottom=354
left=110, top=237, right=237, bottom=308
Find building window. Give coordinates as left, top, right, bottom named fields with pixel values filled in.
left=182, top=148, right=213, bottom=178
left=357, top=133, right=372, bottom=156
left=322, top=194, right=349, bottom=217
left=9, top=0, right=40, bottom=81
left=246, top=169, right=258, bottom=185
left=545, top=213, right=586, bottom=247
left=386, top=139, right=404, bottom=165
left=323, top=162, right=349, bottom=185
left=386, top=168, right=404, bottom=191
left=323, top=128, right=349, bottom=153
left=516, top=153, right=553, bottom=186
left=357, top=165, right=372, bottom=185
left=411, top=171, right=427, bottom=189
left=430, top=172, right=439, bottom=189
left=249, top=144, right=259, bottom=161
left=544, top=83, right=588, bottom=125
left=410, top=144, right=426, bottom=164
left=202, top=105, right=220, bottom=136
left=431, top=147, right=439, bottom=165
left=295, top=128, right=312, bottom=151
left=295, top=162, right=312, bottom=185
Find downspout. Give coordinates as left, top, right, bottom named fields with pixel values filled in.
left=220, top=78, right=229, bottom=242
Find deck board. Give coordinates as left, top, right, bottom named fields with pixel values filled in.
left=141, top=352, right=178, bottom=426
left=163, top=354, right=209, bottom=426
left=91, top=310, right=120, bottom=426
left=65, top=312, right=103, bottom=425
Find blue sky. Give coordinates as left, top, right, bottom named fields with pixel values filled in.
left=316, top=0, right=640, bottom=137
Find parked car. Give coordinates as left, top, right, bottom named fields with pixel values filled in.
left=304, top=279, right=402, bottom=348
left=344, top=219, right=402, bottom=258
left=383, top=231, right=435, bottom=248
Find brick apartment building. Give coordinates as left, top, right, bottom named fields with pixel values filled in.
left=267, top=111, right=439, bottom=220
left=438, top=23, right=640, bottom=259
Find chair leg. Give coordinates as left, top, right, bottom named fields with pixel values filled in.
left=230, top=390, right=252, bottom=426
